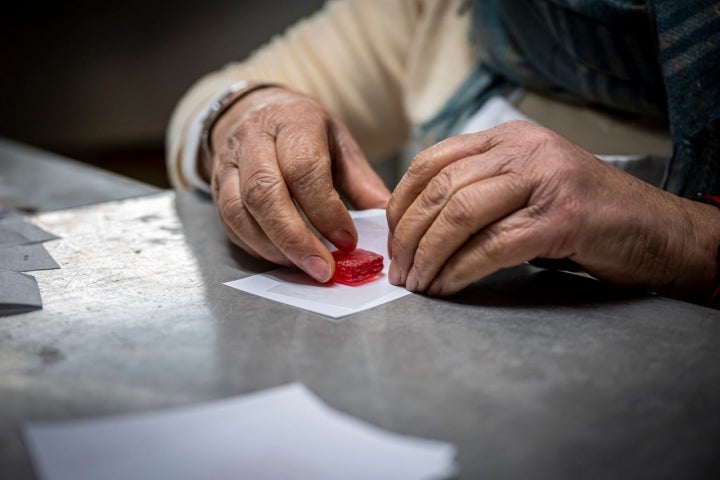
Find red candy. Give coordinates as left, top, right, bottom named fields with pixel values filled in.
left=331, top=248, right=384, bottom=286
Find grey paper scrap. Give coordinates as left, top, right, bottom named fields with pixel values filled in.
left=0, top=228, right=28, bottom=246
left=0, top=207, right=25, bottom=221
left=0, top=270, right=42, bottom=316
left=0, top=244, right=60, bottom=272
left=0, top=218, right=59, bottom=246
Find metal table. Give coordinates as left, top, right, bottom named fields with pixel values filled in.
left=1, top=144, right=719, bottom=480
left=0, top=137, right=158, bottom=212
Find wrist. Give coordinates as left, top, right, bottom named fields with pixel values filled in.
left=664, top=196, right=720, bottom=304
left=687, top=195, right=720, bottom=306
left=198, top=81, right=281, bottom=182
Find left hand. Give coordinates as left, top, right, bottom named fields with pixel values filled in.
left=386, top=120, right=719, bottom=299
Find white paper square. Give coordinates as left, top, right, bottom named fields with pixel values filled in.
left=25, top=383, right=457, bottom=480
left=224, top=209, right=411, bottom=319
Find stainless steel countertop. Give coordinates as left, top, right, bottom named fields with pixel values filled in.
left=0, top=138, right=158, bottom=212
left=2, top=187, right=719, bottom=479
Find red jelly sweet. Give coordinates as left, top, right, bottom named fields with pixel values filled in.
left=331, top=248, right=384, bottom=286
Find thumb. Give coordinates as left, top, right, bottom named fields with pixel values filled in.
left=331, top=120, right=392, bottom=209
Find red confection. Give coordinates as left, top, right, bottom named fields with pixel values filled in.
left=331, top=248, right=384, bottom=286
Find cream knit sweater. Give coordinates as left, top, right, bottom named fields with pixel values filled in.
left=167, top=0, right=671, bottom=189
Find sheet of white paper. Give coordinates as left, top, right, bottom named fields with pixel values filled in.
left=459, top=94, right=533, bottom=135
left=24, top=383, right=457, bottom=480
left=225, top=209, right=411, bottom=319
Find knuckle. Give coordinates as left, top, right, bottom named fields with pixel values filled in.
left=413, top=238, right=434, bottom=270
left=392, top=228, right=409, bottom=251
left=275, top=226, right=311, bottom=255
left=242, top=168, right=283, bottom=211
left=440, top=256, right=472, bottom=289
left=234, top=105, right=282, bottom=138
left=469, top=229, right=503, bottom=266
left=220, top=132, right=241, bottom=152
left=386, top=198, right=400, bottom=228
left=406, top=151, right=436, bottom=183
left=219, top=196, right=245, bottom=222
left=390, top=226, right=412, bottom=258
left=283, top=152, right=328, bottom=187
left=420, top=170, right=453, bottom=208
left=444, top=191, right=476, bottom=228
left=502, top=119, right=535, bottom=132
left=230, top=116, right=261, bottom=140
left=215, top=158, right=239, bottom=177
left=276, top=102, right=327, bottom=131
left=507, top=121, right=556, bottom=149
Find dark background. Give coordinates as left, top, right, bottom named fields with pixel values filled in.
left=0, top=0, right=325, bottom=187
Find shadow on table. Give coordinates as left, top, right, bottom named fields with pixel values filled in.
left=174, top=190, right=649, bottom=309
left=174, top=190, right=277, bottom=278
left=437, top=264, right=647, bottom=309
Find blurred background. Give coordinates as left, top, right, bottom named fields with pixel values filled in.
left=0, top=0, right=326, bottom=187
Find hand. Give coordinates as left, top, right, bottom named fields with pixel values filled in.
left=206, top=87, right=391, bottom=283
left=386, top=120, right=720, bottom=300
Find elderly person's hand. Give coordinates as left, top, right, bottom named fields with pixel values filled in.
left=203, top=87, right=391, bottom=283
left=387, top=120, right=720, bottom=301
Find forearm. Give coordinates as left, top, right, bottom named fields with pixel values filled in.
left=668, top=196, right=720, bottom=305
left=572, top=169, right=720, bottom=306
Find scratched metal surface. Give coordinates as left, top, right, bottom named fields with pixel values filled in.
left=0, top=138, right=158, bottom=212
left=2, top=190, right=720, bottom=479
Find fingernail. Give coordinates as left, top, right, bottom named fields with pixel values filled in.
left=405, top=267, right=419, bottom=292
left=331, top=229, right=356, bottom=252
left=302, top=255, right=332, bottom=283
left=388, top=261, right=401, bottom=285
left=427, top=280, right=442, bottom=297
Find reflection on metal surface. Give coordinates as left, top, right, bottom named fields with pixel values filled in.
left=33, top=192, right=205, bottom=320
left=2, top=191, right=720, bottom=480
left=3, top=192, right=221, bottom=410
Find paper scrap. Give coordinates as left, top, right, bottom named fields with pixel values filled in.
left=0, top=270, right=42, bottom=316
left=0, top=218, right=59, bottom=246
left=0, top=228, right=27, bottom=246
left=225, top=209, right=411, bottom=319
left=0, top=206, right=25, bottom=221
left=24, top=383, right=457, bottom=480
left=0, top=244, right=60, bottom=272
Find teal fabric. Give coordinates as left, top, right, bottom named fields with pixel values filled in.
left=425, top=0, right=719, bottom=196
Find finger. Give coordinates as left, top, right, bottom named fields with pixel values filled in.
left=388, top=155, right=498, bottom=285
left=330, top=119, right=391, bottom=209
left=426, top=208, right=559, bottom=296
left=402, top=173, right=529, bottom=292
left=213, top=150, right=289, bottom=265
left=387, top=130, right=502, bottom=234
left=238, top=130, right=335, bottom=283
left=275, top=114, right=358, bottom=252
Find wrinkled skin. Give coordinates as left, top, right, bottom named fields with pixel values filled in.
left=205, top=87, right=390, bottom=283
left=206, top=87, right=720, bottom=301
left=386, top=120, right=719, bottom=299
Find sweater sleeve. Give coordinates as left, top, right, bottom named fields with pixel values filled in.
left=166, top=0, right=418, bottom=189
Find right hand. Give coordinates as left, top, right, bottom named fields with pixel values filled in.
left=205, top=86, right=391, bottom=283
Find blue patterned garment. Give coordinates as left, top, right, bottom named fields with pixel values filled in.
left=425, top=0, right=720, bottom=196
